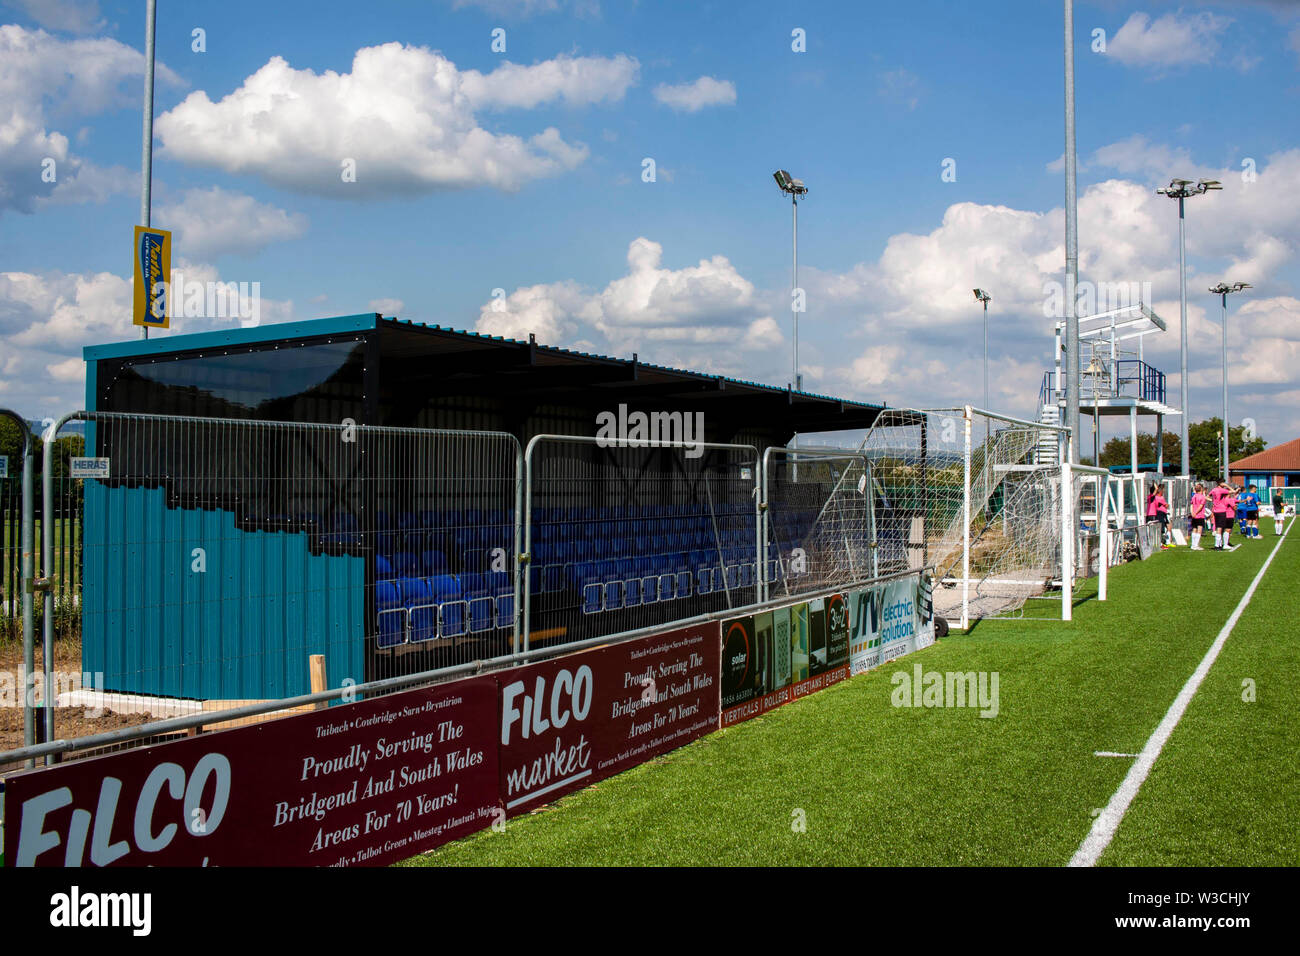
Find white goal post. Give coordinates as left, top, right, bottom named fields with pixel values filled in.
left=1062, top=457, right=1112, bottom=621
left=847, top=404, right=1116, bottom=629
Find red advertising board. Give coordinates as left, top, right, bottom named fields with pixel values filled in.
left=4, top=678, right=499, bottom=867
left=498, top=624, right=720, bottom=815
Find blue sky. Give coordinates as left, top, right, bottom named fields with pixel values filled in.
left=2, top=0, right=1299, bottom=453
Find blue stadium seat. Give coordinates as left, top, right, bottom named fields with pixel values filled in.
left=623, top=577, right=641, bottom=607
left=421, top=549, right=450, bottom=575
left=582, top=583, right=603, bottom=614
left=440, top=601, right=468, bottom=637
left=428, top=574, right=461, bottom=602
left=696, top=567, right=712, bottom=594
left=402, top=578, right=437, bottom=643
left=377, top=581, right=406, bottom=648
left=467, top=595, right=495, bottom=632
left=676, top=570, right=692, bottom=596
left=494, top=592, right=514, bottom=630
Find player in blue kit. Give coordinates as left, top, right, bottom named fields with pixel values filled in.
left=1240, top=487, right=1260, bottom=538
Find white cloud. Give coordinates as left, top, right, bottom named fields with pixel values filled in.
left=3, top=0, right=103, bottom=34
left=476, top=280, right=588, bottom=343
left=1, top=269, right=133, bottom=347
left=47, top=356, right=83, bottom=381
left=0, top=263, right=296, bottom=416
left=474, top=238, right=780, bottom=373
left=1189, top=296, right=1300, bottom=388
left=0, top=25, right=182, bottom=214
left=368, top=298, right=405, bottom=316
left=1088, top=135, right=1200, bottom=182
left=0, top=264, right=289, bottom=351
left=652, top=76, right=737, bottom=112
left=154, top=44, right=635, bottom=198
left=157, top=187, right=308, bottom=260
left=1106, top=11, right=1230, bottom=69
left=462, top=54, right=638, bottom=109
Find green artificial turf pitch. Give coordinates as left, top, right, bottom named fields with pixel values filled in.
left=402, top=528, right=1298, bottom=867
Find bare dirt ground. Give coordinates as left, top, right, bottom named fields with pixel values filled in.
left=0, top=638, right=157, bottom=774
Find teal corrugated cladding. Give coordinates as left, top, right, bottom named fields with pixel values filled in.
left=82, top=485, right=364, bottom=701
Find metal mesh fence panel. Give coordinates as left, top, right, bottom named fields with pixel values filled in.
left=1, top=466, right=20, bottom=643
left=762, top=448, right=873, bottom=601
left=37, top=412, right=521, bottom=743
left=523, top=436, right=759, bottom=652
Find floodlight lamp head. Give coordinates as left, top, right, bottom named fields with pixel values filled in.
left=774, top=169, right=807, bottom=197
left=1209, top=283, right=1231, bottom=295
left=973, top=288, right=990, bottom=303
left=1199, top=179, right=1222, bottom=192
left=1232, top=282, right=1252, bottom=292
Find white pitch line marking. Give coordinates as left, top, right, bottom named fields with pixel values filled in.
left=1069, top=522, right=1291, bottom=867
left=1093, top=752, right=1138, bottom=758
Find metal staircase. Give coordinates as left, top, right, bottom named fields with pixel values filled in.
left=1035, top=403, right=1060, bottom=466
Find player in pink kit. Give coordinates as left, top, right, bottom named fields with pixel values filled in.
left=1210, top=479, right=1236, bottom=551
left=1188, top=483, right=1208, bottom=550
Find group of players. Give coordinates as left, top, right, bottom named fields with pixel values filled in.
left=1186, top=480, right=1287, bottom=552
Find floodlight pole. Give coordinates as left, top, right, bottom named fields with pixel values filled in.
left=1063, top=0, right=1080, bottom=465
left=974, top=289, right=992, bottom=463
left=976, top=291, right=990, bottom=439
left=773, top=170, right=808, bottom=470
left=792, top=190, right=800, bottom=394
left=1177, top=194, right=1187, bottom=472
left=1158, top=178, right=1220, bottom=475
left=139, top=0, right=157, bottom=341
left=1211, top=282, right=1250, bottom=484
left=1220, top=285, right=1228, bottom=485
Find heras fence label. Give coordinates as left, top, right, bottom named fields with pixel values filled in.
left=4, top=677, right=499, bottom=867
left=720, top=592, right=849, bottom=727
left=498, top=624, right=720, bottom=815
left=69, top=457, right=110, bottom=480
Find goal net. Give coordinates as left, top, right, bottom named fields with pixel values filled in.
left=854, top=407, right=1106, bottom=626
